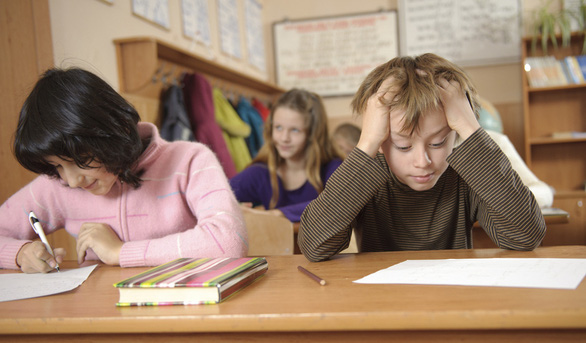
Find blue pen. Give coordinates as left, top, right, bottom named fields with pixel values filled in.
left=28, top=211, right=60, bottom=272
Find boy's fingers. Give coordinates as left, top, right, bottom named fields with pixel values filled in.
left=437, top=77, right=449, bottom=89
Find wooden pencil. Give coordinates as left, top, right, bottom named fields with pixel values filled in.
left=297, top=265, right=326, bottom=286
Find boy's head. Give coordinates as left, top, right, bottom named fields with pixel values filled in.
left=332, top=123, right=361, bottom=157
left=14, top=67, right=145, bottom=188
left=351, top=53, right=479, bottom=135
left=351, top=54, right=479, bottom=191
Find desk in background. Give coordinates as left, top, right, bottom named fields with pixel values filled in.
left=1, top=246, right=585, bottom=342
left=540, top=207, right=571, bottom=224
left=294, top=208, right=571, bottom=251
left=473, top=207, right=569, bottom=248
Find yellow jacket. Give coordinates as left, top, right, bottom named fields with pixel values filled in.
left=212, top=88, right=252, bottom=172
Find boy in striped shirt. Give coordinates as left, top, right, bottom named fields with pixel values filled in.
left=299, top=54, right=546, bottom=262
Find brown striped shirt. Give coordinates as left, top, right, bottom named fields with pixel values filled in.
left=298, top=129, right=546, bottom=262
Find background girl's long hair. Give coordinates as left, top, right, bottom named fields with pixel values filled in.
left=253, top=89, right=341, bottom=209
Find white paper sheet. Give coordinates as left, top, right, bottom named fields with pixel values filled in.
left=0, top=264, right=98, bottom=302
left=353, top=258, right=586, bottom=289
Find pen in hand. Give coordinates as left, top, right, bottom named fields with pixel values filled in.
left=28, top=211, right=60, bottom=272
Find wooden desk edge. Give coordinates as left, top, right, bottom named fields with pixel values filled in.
left=1, top=309, right=585, bottom=335
left=2, top=246, right=585, bottom=336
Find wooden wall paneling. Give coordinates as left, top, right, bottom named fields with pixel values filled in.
left=544, top=195, right=586, bottom=246
left=527, top=88, right=586, bottom=138
left=123, top=93, right=165, bottom=126
left=531, top=143, right=586, bottom=192
left=0, top=0, right=53, bottom=204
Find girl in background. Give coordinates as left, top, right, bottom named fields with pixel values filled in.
left=229, top=89, right=343, bottom=223
left=0, top=67, right=247, bottom=273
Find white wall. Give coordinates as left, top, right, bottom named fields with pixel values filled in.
left=49, top=0, right=268, bottom=91
left=48, top=0, right=557, bottom=120
left=263, top=0, right=537, bottom=118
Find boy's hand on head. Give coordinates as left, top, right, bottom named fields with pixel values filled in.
left=76, top=223, right=122, bottom=266
left=16, top=241, right=65, bottom=274
left=356, top=78, right=395, bottom=158
left=437, top=78, right=480, bottom=141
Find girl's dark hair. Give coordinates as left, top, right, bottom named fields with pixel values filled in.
left=14, top=67, right=145, bottom=188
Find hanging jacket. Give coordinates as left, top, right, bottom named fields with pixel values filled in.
left=212, top=88, right=252, bottom=172
left=252, top=97, right=270, bottom=121
left=236, top=97, right=264, bottom=158
left=160, top=85, right=195, bottom=142
left=182, top=73, right=237, bottom=178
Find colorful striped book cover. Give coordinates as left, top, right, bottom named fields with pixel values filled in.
left=113, top=257, right=268, bottom=306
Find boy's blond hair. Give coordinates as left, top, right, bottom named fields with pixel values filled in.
left=351, top=53, right=480, bottom=135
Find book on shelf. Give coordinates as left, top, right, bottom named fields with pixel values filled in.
left=524, top=57, right=546, bottom=87
left=551, top=131, right=586, bottom=139
left=563, top=56, right=585, bottom=84
left=575, top=55, right=586, bottom=80
left=114, top=257, right=268, bottom=306
left=560, top=59, right=575, bottom=84
left=524, top=56, right=568, bottom=87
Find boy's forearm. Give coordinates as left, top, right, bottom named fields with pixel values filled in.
left=299, top=149, right=388, bottom=261
left=448, top=129, right=546, bottom=249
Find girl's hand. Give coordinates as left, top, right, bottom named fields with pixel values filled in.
left=437, top=78, right=480, bottom=140
left=16, top=241, right=65, bottom=273
left=356, top=78, right=396, bottom=158
left=76, top=223, right=122, bottom=265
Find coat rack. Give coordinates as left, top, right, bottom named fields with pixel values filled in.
left=114, top=37, right=285, bottom=124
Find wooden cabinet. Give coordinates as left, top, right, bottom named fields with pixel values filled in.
left=521, top=33, right=586, bottom=245
left=542, top=194, right=585, bottom=246
left=0, top=0, right=53, bottom=204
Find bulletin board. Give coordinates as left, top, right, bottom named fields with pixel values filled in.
left=217, top=0, right=242, bottom=59
left=273, top=11, right=398, bottom=97
left=399, top=0, right=521, bottom=66
left=181, top=0, right=212, bottom=46
left=132, top=0, right=170, bottom=29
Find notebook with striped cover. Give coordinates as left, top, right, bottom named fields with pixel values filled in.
left=114, top=257, right=268, bottom=306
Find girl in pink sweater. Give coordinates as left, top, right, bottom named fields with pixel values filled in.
left=0, top=68, right=248, bottom=273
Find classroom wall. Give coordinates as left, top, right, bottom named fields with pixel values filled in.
left=264, top=0, right=524, bottom=124
left=48, top=0, right=268, bottom=90
left=262, top=0, right=557, bottom=155
left=47, top=0, right=553, bottom=155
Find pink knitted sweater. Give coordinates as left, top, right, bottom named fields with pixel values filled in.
left=0, top=122, right=248, bottom=269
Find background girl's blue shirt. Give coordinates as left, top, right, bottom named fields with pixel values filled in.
left=229, top=159, right=342, bottom=222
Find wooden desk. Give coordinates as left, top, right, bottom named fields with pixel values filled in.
left=472, top=208, right=569, bottom=248
left=1, top=246, right=585, bottom=342
left=540, top=207, right=571, bottom=224
left=293, top=209, right=571, bottom=252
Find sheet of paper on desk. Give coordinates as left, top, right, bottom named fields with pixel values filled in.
left=353, top=258, right=586, bottom=289
left=0, top=264, right=98, bottom=302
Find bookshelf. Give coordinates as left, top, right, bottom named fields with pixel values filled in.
left=521, top=33, right=586, bottom=245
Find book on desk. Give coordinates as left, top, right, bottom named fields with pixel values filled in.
left=114, top=257, right=268, bottom=306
